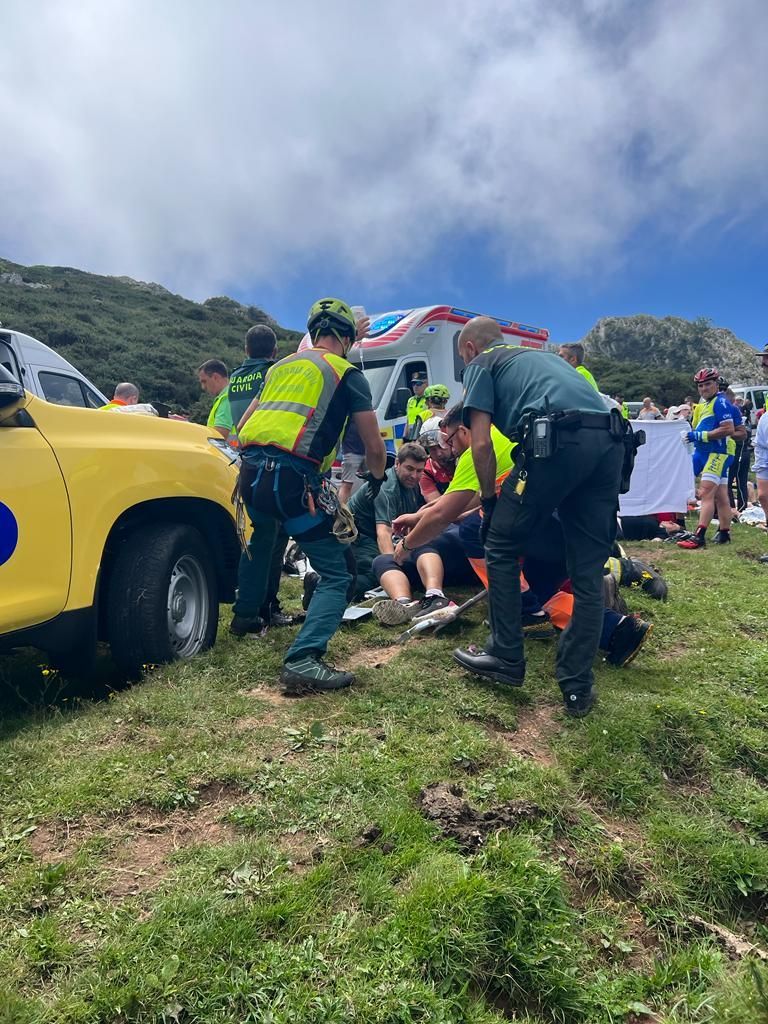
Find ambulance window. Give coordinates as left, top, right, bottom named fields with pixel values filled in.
left=753, top=390, right=765, bottom=410
left=386, top=361, right=427, bottom=419
left=39, top=372, right=89, bottom=407
left=452, top=331, right=464, bottom=382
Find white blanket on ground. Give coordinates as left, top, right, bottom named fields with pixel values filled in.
left=619, top=420, right=695, bottom=517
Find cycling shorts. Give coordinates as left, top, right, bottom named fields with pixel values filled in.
left=693, top=450, right=731, bottom=484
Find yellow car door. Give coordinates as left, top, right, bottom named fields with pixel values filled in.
left=0, top=395, right=72, bottom=633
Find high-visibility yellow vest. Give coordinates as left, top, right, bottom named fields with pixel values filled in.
left=99, top=400, right=127, bottom=411
left=576, top=365, right=598, bottom=390
left=238, top=349, right=355, bottom=471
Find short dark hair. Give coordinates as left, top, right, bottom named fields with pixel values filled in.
left=559, top=342, right=585, bottom=365
left=440, top=402, right=464, bottom=430
left=198, top=358, right=228, bottom=378
left=245, top=324, right=277, bottom=358
left=397, top=442, right=427, bottom=464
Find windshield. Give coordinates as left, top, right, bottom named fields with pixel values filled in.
left=354, top=359, right=396, bottom=407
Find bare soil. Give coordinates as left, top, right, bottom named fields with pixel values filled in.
left=417, top=781, right=541, bottom=853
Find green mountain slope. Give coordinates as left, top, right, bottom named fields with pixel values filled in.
left=0, top=257, right=302, bottom=419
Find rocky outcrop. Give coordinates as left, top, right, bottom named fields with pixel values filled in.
left=582, top=315, right=762, bottom=385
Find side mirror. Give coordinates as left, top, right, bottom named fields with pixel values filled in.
left=394, top=386, right=411, bottom=417
left=0, top=381, right=25, bottom=409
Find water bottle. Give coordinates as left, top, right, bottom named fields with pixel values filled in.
left=680, top=429, right=694, bottom=455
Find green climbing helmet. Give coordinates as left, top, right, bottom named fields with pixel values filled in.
left=424, top=384, right=450, bottom=404
left=307, top=298, right=357, bottom=352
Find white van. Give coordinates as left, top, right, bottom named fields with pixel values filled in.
left=731, top=384, right=767, bottom=427
left=300, top=305, right=549, bottom=450
left=0, top=329, right=107, bottom=408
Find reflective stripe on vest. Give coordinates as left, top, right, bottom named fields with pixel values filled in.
left=238, top=349, right=354, bottom=467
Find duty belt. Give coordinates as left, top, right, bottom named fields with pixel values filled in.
left=554, top=410, right=613, bottom=430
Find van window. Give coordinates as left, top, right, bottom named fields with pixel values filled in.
left=452, top=330, right=464, bottom=382
left=39, top=372, right=89, bottom=407
left=83, top=386, right=104, bottom=409
left=753, top=389, right=766, bottom=410
left=0, top=341, right=22, bottom=383
left=386, top=361, right=428, bottom=420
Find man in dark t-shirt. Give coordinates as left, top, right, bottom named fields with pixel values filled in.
left=347, top=442, right=426, bottom=596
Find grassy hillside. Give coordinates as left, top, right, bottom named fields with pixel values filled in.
left=0, top=258, right=302, bottom=420
left=1, top=527, right=768, bottom=1022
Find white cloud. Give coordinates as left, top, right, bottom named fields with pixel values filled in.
left=0, top=0, right=766, bottom=297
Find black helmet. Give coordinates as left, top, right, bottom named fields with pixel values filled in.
left=717, top=375, right=729, bottom=391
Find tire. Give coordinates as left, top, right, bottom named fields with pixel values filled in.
left=106, top=524, right=218, bottom=677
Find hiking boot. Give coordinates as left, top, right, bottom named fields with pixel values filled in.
left=373, top=594, right=449, bottom=627
left=280, top=655, right=355, bottom=696
left=620, top=558, right=668, bottom=601
left=266, top=610, right=300, bottom=627
left=229, top=614, right=266, bottom=638
left=759, top=554, right=768, bottom=564
left=302, top=571, right=320, bottom=611
left=677, top=532, right=706, bottom=549
left=521, top=611, right=557, bottom=640
left=452, top=645, right=525, bottom=687
left=563, top=687, right=597, bottom=718
left=605, top=615, right=654, bottom=667
left=603, top=573, right=629, bottom=615
left=712, top=530, right=731, bottom=544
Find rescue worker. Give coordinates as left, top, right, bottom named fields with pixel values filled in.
left=558, top=342, right=599, bottom=391
left=198, top=359, right=232, bottom=439
left=228, top=323, right=294, bottom=627
left=228, top=325, right=278, bottom=437
left=100, top=382, right=139, bottom=409
left=233, top=298, right=386, bottom=695
left=423, top=383, right=450, bottom=417
left=406, top=372, right=428, bottom=433
left=453, top=316, right=624, bottom=718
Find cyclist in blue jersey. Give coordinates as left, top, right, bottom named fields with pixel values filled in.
left=678, top=367, right=735, bottom=549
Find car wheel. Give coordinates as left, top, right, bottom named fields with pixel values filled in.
left=106, top=524, right=218, bottom=677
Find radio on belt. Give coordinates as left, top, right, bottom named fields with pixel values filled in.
left=532, top=415, right=555, bottom=459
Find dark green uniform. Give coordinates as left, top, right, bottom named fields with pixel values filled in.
left=228, top=356, right=274, bottom=432
left=462, top=345, right=623, bottom=706
left=348, top=468, right=424, bottom=596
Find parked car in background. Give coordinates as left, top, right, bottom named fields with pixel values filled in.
left=0, top=328, right=107, bottom=407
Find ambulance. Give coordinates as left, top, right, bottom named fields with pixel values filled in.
left=299, top=305, right=549, bottom=450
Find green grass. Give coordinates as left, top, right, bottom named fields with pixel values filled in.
left=1, top=525, right=768, bottom=1023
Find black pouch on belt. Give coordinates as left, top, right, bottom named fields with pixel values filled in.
left=619, top=419, right=645, bottom=494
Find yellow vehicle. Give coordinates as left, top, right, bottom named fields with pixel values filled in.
left=0, top=365, right=241, bottom=676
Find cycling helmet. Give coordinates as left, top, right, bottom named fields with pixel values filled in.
left=307, top=298, right=357, bottom=353
left=693, top=367, right=719, bottom=384
left=424, top=384, right=450, bottom=404
left=717, top=375, right=729, bottom=391
left=418, top=415, right=445, bottom=448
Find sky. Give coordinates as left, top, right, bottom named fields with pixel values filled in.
left=1, top=0, right=767, bottom=346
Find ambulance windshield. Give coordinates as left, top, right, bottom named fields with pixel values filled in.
left=357, top=359, right=396, bottom=407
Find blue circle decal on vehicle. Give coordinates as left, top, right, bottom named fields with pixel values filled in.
left=0, top=502, right=19, bottom=566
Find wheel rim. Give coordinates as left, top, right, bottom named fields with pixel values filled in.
left=166, top=554, right=209, bottom=658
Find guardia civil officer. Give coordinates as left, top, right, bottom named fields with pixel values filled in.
left=229, top=323, right=294, bottom=627
left=453, top=317, right=624, bottom=717
left=233, top=298, right=386, bottom=695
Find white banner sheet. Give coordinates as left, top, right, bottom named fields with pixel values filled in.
left=619, top=420, right=695, bottom=517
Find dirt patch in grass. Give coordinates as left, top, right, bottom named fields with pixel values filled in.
left=418, top=781, right=541, bottom=853
left=239, top=685, right=288, bottom=708
left=29, top=781, right=249, bottom=897
left=485, top=703, right=561, bottom=767
left=345, top=646, right=401, bottom=671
